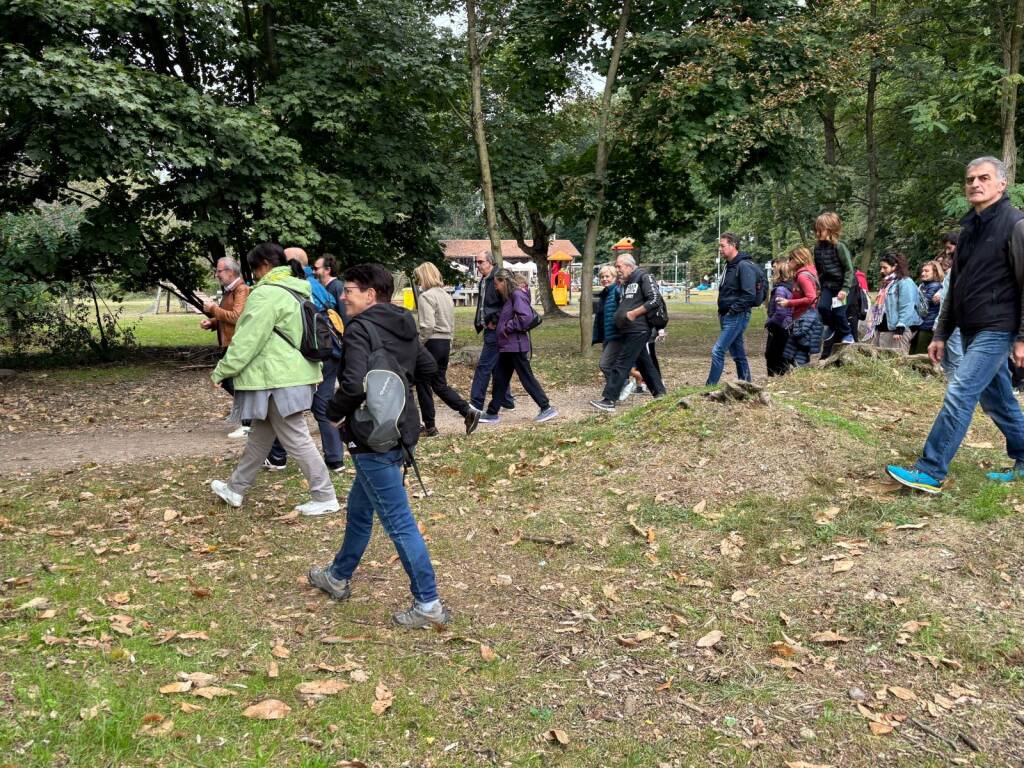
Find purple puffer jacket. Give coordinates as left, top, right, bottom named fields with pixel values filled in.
left=766, top=282, right=793, bottom=330
left=497, top=287, right=534, bottom=353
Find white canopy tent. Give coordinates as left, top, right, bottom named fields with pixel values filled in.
left=505, top=260, right=537, bottom=273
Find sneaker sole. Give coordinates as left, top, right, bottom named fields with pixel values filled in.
left=885, top=467, right=942, bottom=495
left=298, top=504, right=341, bottom=517
left=535, top=413, right=558, bottom=423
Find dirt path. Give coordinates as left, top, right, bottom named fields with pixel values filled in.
left=0, top=350, right=756, bottom=476
left=0, top=380, right=639, bottom=475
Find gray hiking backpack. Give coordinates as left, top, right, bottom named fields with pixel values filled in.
left=349, top=323, right=406, bottom=452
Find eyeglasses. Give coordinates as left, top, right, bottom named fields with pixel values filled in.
left=474, top=260, right=486, bottom=264
left=965, top=174, right=993, bottom=184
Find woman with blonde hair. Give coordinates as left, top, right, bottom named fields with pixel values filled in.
left=776, top=246, right=823, bottom=368
left=413, top=262, right=480, bottom=436
left=591, top=264, right=623, bottom=387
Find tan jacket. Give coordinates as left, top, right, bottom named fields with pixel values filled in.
left=209, top=280, right=250, bottom=347
left=416, top=286, right=455, bottom=342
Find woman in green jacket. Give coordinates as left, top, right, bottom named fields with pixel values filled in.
left=209, top=243, right=339, bottom=517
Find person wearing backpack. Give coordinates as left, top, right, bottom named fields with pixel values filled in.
left=590, top=250, right=666, bottom=411
left=910, top=260, right=944, bottom=355
left=776, top=246, right=823, bottom=368
left=705, top=232, right=758, bottom=385
left=479, top=270, right=559, bottom=424
left=312, top=263, right=451, bottom=629
left=263, top=247, right=347, bottom=472
left=209, top=243, right=340, bottom=517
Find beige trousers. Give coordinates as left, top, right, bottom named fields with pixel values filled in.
left=228, top=397, right=337, bottom=502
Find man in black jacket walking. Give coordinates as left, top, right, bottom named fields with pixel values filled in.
left=470, top=251, right=514, bottom=412
left=591, top=253, right=666, bottom=411
left=887, top=156, right=1024, bottom=494
left=706, top=233, right=756, bottom=385
left=311, top=263, right=450, bottom=629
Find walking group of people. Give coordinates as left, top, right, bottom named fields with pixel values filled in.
left=192, top=154, right=1024, bottom=631
left=198, top=243, right=570, bottom=629
left=710, top=155, right=1024, bottom=495
left=710, top=214, right=956, bottom=382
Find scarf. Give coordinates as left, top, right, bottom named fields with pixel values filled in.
left=862, top=273, right=894, bottom=340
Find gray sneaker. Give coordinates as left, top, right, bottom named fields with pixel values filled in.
left=393, top=601, right=450, bottom=629
left=307, top=566, right=351, bottom=601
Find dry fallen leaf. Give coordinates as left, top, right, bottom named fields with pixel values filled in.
left=602, top=584, right=619, bottom=603
left=832, top=559, right=855, bottom=574
left=480, top=644, right=497, bottom=662
left=542, top=728, right=570, bottom=746
left=696, top=630, right=724, bottom=649
left=138, top=715, right=174, bottom=736
left=350, top=669, right=370, bottom=683
left=809, top=630, right=850, bottom=644
left=179, top=702, right=204, bottom=714
left=159, top=681, right=192, bottom=695
left=270, top=643, right=290, bottom=659
left=371, top=683, right=394, bottom=716
left=296, top=680, right=350, bottom=696
left=243, top=699, right=291, bottom=720
left=267, top=661, right=279, bottom=679
left=192, top=686, right=236, bottom=699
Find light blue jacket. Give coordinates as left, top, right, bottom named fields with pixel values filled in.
left=884, top=276, right=923, bottom=331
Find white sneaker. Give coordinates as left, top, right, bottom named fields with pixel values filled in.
left=211, top=480, right=242, bottom=508
left=227, top=426, right=250, bottom=439
left=296, top=498, right=341, bottom=517
left=618, top=378, right=636, bottom=401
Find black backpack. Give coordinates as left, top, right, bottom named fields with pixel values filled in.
left=648, top=292, right=669, bottom=330
left=268, top=284, right=341, bottom=363
left=743, top=260, right=769, bottom=307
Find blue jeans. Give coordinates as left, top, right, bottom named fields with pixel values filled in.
left=707, top=311, right=752, bottom=385
left=470, top=328, right=513, bottom=410
left=269, top=357, right=344, bottom=465
left=916, top=330, right=1024, bottom=481
left=329, top=450, right=439, bottom=603
left=941, top=328, right=963, bottom=378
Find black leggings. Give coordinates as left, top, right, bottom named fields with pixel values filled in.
left=415, top=338, right=471, bottom=429
left=486, top=351, right=549, bottom=415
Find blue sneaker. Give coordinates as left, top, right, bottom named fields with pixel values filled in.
left=885, top=465, right=942, bottom=494
left=841, top=334, right=855, bottom=344
left=986, top=467, right=1024, bottom=483
left=479, top=413, right=500, bottom=425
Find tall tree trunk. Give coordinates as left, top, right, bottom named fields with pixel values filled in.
left=240, top=2, right=258, bottom=104
left=859, top=0, right=879, bottom=274
left=579, top=0, right=632, bottom=354
left=260, top=3, right=279, bottom=80
left=820, top=96, right=837, bottom=166
left=1000, top=0, right=1024, bottom=185
left=498, top=206, right=566, bottom=315
left=466, top=0, right=502, bottom=266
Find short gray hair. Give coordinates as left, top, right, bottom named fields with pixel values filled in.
left=480, top=251, right=496, bottom=266
left=967, top=156, right=1007, bottom=182
left=217, top=256, right=241, bottom=275
left=615, top=253, right=637, bottom=268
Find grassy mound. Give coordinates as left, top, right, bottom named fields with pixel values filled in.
left=1, top=359, right=1022, bottom=767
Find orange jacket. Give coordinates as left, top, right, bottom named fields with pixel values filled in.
left=209, top=281, right=250, bottom=347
